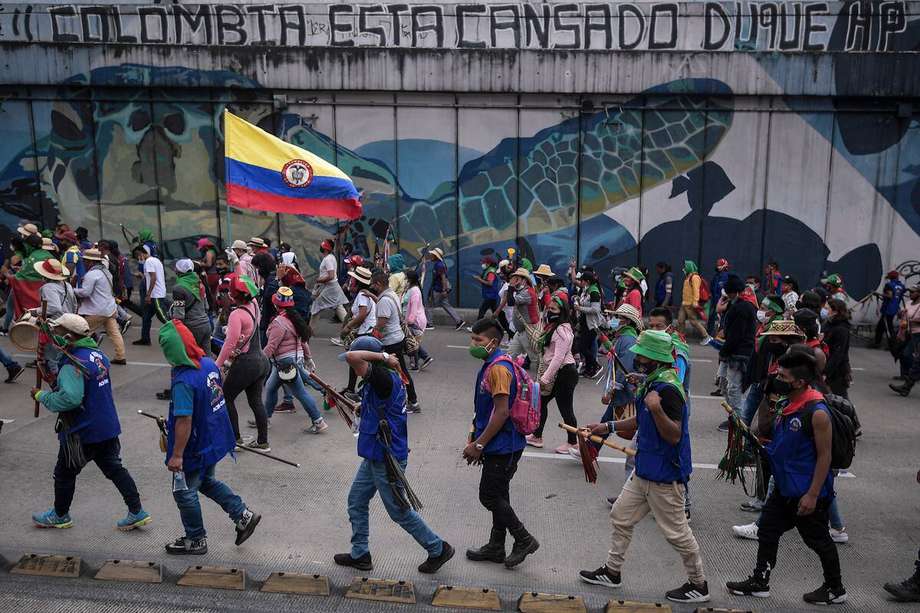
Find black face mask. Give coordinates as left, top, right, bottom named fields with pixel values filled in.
left=634, top=360, right=656, bottom=375
left=771, top=379, right=793, bottom=395
left=766, top=342, right=787, bottom=355
left=546, top=312, right=561, bottom=323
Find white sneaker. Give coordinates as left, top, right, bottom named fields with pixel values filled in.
left=732, top=522, right=759, bottom=540
left=305, top=420, right=329, bottom=434
left=700, top=335, right=712, bottom=346
left=829, top=527, right=849, bottom=544
left=567, top=446, right=582, bottom=459
left=330, top=337, right=345, bottom=347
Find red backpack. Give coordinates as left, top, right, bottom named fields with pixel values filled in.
left=483, top=355, right=540, bottom=435
left=695, top=274, right=711, bottom=304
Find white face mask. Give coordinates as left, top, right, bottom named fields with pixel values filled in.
left=607, top=318, right=621, bottom=331
left=820, top=308, right=829, bottom=320
left=756, top=310, right=767, bottom=323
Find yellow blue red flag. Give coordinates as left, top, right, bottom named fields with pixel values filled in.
left=223, top=110, right=361, bottom=220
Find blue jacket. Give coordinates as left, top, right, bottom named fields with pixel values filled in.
left=635, top=378, right=692, bottom=484
left=357, top=368, right=408, bottom=462
left=167, top=358, right=237, bottom=472
left=474, top=351, right=525, bottom=455
left=767, top=400, right=835, bottom=499
left=710, top=271, right=729, bottom=308
left=611, top=331, right=637, bottom=407
left=57, top=347, right=121, bottom=445
left=882, top=279, right=905, bottom=317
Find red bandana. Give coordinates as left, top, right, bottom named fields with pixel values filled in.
left=781, top=387, right=824, bottom=416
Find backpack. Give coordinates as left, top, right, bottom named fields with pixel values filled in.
left=805, top=397, right=858, bottom=470
left=484, top=355, right=541, bottom=435
left=696, top=274, right=711, bottom=304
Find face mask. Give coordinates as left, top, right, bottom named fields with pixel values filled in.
left=756, top=310, right=767, bottom=323
left=820, top=308, right=829, bottom=320
left=771, top=378, right=793, bottom=395
left=766, top=342, right=787, bottom=355
left=546, top=312, right=561, bottom=324
left=481, top=264, right=487, bottom=270
left=469, top=341, right=495, bottom=360
left=607, top=318, right=621, bottom=331
left=634, top=359, right=655, bottom=375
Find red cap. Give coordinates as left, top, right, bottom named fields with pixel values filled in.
left=887, top=270, right=900, bottom=279
left=345, top=254, right=364, bottom=266
left=716, top=258, right=729, bottom=271
left=321, top=239, right=334, bottom=252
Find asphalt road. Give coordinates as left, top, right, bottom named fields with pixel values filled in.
left=0, top=317, right=918, bottom=612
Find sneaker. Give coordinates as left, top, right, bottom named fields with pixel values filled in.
left=525, top=435, right=543, bottom=448
left=32, top=508, right=73, bottom=529
left=418, top=541, right=455, bottom=574
left=419, top=357, right=434, bottom=371
left=740, top=499, right=764, bottom=513
left=4, top=364, right=24, bottom=384
left=132, top=339, right=151, bottom=346
left=555, top=443, right=575, bottom=455
left=732, top=522, right=759, bottom=540
left=407, top=402, right=422, bottom=414
left=579, top=566, right=621, bottom=589
left=425, top=324, right=435, bottom=331
left=117, top=509, right=152, bottom=531
left=334, top=552, right=373, bottom=571
left=247, top=418, right=271, bottom=429
left=700, top=335, right=712, bottom=346
left=884, top=571, right=920, bottom=602
left=110, top=359, right=127, bottom=366
left=273, top=401, right=296, bottom=414
left=120, top=318, right=133, bottom=336
left=235, top=509, right=261, bottom=546
left=803, top=583, right=847, bottom=605
left=710, top=388, right=723, bottom=396
left=305, top=419, right=329, bottom=434
left=410, top=362, right=420, bottom=371
left=245, top=441, right=271, bottom=452
left=726, top=574, right=771, bottom=598
left=567, top=446, right=582, bottom=459
left=717, top=420, right=730, bottom=433
left=330, top=337, right=345, bottom=347
left=165, top=536, right=208, bottom=555
left=455, top=321, right=467, bottom=331
left=465, top=326, right=473, bottom=333
left=666, top=581, right=710, bottom=603
left=235, top=434, right=255, bottom=447
left=829, top=527, right=849, bottom=544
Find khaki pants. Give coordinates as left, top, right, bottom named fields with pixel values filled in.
left=83, top=314, right=125, bottom=361
left=607, top=474, right=705, bottom=584
left=677, top=305, right=708, bottom=338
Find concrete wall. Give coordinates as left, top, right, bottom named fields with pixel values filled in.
left=0, top=0, right=918, bottom=315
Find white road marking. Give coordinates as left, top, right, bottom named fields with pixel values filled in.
left=690, top=358, right=713, bottom=363
left=12, top=354, right=169, bottom=368
left=851, top=367, right=865, bottom=372
left=523, top=451, right=719, bottom=470
left=446, top=345, right=469, bottom=349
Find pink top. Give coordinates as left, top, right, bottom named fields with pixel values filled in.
left=403, top=286, right=427, bottom=330
left=540, top=322, right=576, bottom=385
left=216, top=301, right=260, bottom=367
left=621, top=288, right=643, bottom=315
left=263, top=313, right=311, bottom=361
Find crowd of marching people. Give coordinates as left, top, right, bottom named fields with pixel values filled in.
left=3, top=222, right=920, bottom=606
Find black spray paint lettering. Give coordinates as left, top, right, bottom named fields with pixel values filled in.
left=173, top=4, right=212, bottom=45
left=278, top=4, right=306, bottom=46
left=216, top=5, right=247, bottom=45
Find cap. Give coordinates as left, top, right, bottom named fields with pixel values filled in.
left=50, top=313, right=91, bottom=337
left=175, top=258, right=195, bottom=274
left=338, top=335, right=384, bottom=361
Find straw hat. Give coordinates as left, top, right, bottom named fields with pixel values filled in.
left=630, top=330, right=676, bottom=364
left=42, top=237, right=58, bottom=252
left=17, top=223, right=38, bottom=238
left=612, top=304, right=644, bottom=331
left=247, top=237, right=267, bottom=248
left=428, top=247, right=444, bottom=261
left=33, top=258, right=69, bottom=282
left=533, top=264, right=555, bottom=278
left=510, top=267, right=532, bottom=284
left=50, top=314, right=91, bottom=337
left=230, top=239, right=248, bottom=251
left=759, top=319, right=805, bottom=338
left=348, top=266, right=373, bottom=285
left=82, top=248, right=104, bottom=261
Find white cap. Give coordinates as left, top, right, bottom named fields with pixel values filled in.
left=175, top=258, right=195, bottom=274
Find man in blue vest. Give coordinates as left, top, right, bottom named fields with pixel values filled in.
left=579, top=330, right=709, bottom=604
left=31, top=314, right=150, bottom=531
left=159, top=319, right=260, bottom=555
left=727, top=350, right=847, bottom=605
left=465, top=318, right=539, bottom=569
left=333, top=335, right=454, bottom=573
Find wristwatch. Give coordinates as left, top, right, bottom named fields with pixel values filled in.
left=380, top=352, right=390, bottom=362
left=474, top=443, right=484, bottom=451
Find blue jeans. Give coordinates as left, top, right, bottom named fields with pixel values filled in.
left=741, top=382, right=764, bottom=426
left=0, top=345, right=18, bottom=369
left=2, top=292, right=14, bottom=331
left=173, top=464, right=246, bottom=540
left=347, top=458, right=443, bottom=559
left=264, top=360, right=322, bottom=422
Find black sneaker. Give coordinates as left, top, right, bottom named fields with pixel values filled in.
left=4, top=364, right=24, bottom=384
left=579, top=566, right=621, bottom=589
left=120, top=318, right=132, bottom=336
left=454, top=321, right=467, bottom=331
left=419, top=357, right=434, bottom=371
left=234, top=509, right=261, bottom=546
left=425, top=324, right=435, bottom=331
left=132, top=339, right=151, bottom=346
left=709, top=388, right=722, bottom=396
left=418, top=541, right=455, bottom=574
left=884, top=571, right=920, bottom=602
left=156, top=389, right=171, bottom=400
left=726, top=574, right=771, bottom=598
left=407, top=402, right=422, bottom=414
left=717, top=420, right=730, bottom=433
left=666, top=580, right=710, bottom=603
left=803, top=584, right=847, bottom=605
left=334, top=552, right=373, bottom=571
left=165, top=536, right=208, bottom=555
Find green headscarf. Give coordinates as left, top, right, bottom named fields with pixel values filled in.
left=388, top=254, right=405, bottom=273
left=683, top=260, right=698, bottom=274
left=175, top=271, right=202, bottom=298
left=521, top=258, right=533, bottom=273
left=158, top=320, right=204, bottom=369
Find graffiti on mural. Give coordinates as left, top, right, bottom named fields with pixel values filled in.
left=0, top=1, right=915, bottom=52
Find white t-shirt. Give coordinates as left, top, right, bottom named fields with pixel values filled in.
left=144, top=256, right=167, bottom=299
left=499, top=282, right=516, bottom=332
left=319, top=253, right=337, bottom=284
left=352, top=291, right=377, bottom=334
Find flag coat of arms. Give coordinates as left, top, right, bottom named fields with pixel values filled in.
left=223, top=110, right=362, bottom=220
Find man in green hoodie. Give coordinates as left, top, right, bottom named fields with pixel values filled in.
left=678, top=261, right=708, bottom=339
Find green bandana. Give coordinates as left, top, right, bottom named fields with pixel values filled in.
left=639, top=365, right=686, bottom=402
left=683, top=260, right=698, bottom=274
left=175, top=271, right=201, bottom=298
left=70, top=336, right=98, bottom=350
left=239, top=274, right=259, bottom=298
left=617, top=325, right=638, bottom=339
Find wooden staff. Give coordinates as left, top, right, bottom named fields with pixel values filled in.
left=33, top=300, right=47, bottom=418
left=558, top=423, right=637, bottom=456
left=308, top=372, right=359, bottom=430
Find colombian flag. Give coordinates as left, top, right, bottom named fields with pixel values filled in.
left=224, top=110, right=362, bottom=220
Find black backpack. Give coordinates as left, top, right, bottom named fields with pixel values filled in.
left=805, top=396, right=858, bottom=470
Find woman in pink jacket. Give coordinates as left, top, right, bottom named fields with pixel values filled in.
left=403, top=270, right=433, bottom=371
left=526, top=296, right=579, bottom=453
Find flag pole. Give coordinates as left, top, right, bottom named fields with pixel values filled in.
left=223, top=109, right=233, bottom=244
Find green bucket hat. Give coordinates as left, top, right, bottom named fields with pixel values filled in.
left=630, top=330, right=675, bottom=364
left=625, top=266, right=645, bottom=283
left=821, top=273, right=842, bottom=288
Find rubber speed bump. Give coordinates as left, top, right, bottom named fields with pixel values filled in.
left=261, top=572, right=330, bottom=596
left=177, top=565, right=245, bottom=590
left=11, top=554, right=81, bottom=578
left=606, top=601, right=671, bottom=613
left=432, top=585, right=501, bottom=610
left=345, top=577, right=416, bottom=604
left=94, top=560, right=162, bottom=583
left=518, top=592, right=587, bottom=612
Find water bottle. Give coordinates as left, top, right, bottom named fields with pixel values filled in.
left=172, top=470, right=188, bottom=492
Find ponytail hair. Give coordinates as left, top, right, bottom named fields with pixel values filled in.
left=286, top=308, right=313, bottom=342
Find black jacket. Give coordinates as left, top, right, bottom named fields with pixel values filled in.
left=823, top=318, right=852, bottom=384
left=720, top=298, right=757, bottom=359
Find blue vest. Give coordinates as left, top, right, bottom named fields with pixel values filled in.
left=767, top=401, right=835, bottom=499
left=58, top=347, right=121, bottom=445
left=167, top=358, right=237, bottom=472
left=357, top=368, right=408, bottom=462
left=635, top=379, right=692, bottom=484
left=481, top=268, right=500, bottom=300
left=473, top=351, right=525, bottom=456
